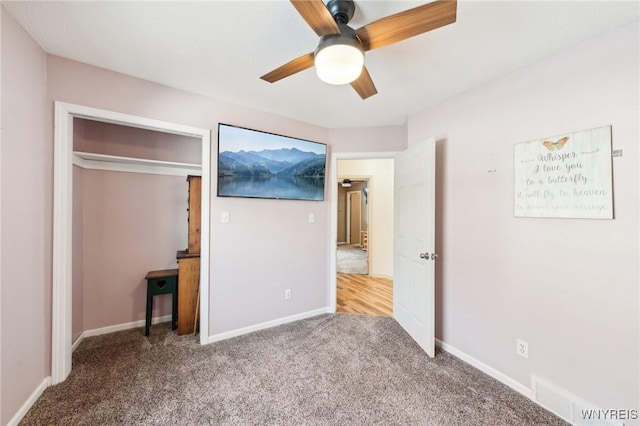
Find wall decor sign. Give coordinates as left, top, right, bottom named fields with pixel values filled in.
left=514, top=125, right=613, bottom=219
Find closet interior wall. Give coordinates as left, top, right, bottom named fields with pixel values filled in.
left=72, top=118, right=201, bottom=339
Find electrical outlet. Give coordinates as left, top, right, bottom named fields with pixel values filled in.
left=284, top=289, right=292, bottom=300
left=517, top=339, right=529, bottom=359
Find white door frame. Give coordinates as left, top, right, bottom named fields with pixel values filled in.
left=52, top=101, right=211, bottom=384
left=328, top=152, right=397, bottom=312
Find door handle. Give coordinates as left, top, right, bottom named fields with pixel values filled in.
left=419, top=252, right=430, bottom=259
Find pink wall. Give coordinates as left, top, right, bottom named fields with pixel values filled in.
left=73, top=119, right=196, bottom=332
left=72, top=120, right=85, bottom=341
left=0, top=8, right=52, bottom=425
left=330, top=125, right=406, bottom=153
left=77, top=119, right=201, bottom=164
left=72, top=166, right=84, bottom=342
left=44, top=56, right=337, bottom=337
left=408, top=22, right=639, bottom=410
left=81, top=170, right=187, bottom=329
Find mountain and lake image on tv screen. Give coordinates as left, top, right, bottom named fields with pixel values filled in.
left=217, top=124, right=327, bottom=201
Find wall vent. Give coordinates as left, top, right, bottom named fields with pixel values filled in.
left=534, top=377, right=572, bottom=421
left=532, top=376, right=625, bottom=426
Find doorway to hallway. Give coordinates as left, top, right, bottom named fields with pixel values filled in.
left=330, top=140, right=437, bottom=357
left=337, top=177, right=369, bottom=275
left=334, top=157, right=394, bottom=316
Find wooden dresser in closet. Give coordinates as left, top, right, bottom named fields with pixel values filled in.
left=176, top=175, right=201, bottom=335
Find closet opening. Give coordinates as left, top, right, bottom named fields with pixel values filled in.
left=52, top=102, right=211, bottom=384
left=71, top=118, right=202, bottom=348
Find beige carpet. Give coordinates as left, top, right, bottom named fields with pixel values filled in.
left=20, top=314, right=566, bottom=425
left=336, top=245, right=368, bottom=274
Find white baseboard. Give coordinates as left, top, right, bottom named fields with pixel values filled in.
left=7, top=376, right=51, bottom=426
left=532, top=375, right=626, bottom=426
left=205, top=307, right=330, bottom=344
left=72, top=315, right=172, bottom=352
left=435, top=338, right=533, bottom=399
left=369, top=273, right=393, bottom=280
left=435, top=339, right=623, bottom=426
left=71, top=332, right=86, bottom=352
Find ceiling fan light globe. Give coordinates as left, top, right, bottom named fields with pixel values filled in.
left=315, top=44, right=364, bottom=85
left=314, top=27, right=364, bottom=85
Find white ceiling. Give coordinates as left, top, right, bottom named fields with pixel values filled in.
left=4, top=1, right=638, bottom=128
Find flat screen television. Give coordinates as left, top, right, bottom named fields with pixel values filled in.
left=217, top=123, right=327, bottom=201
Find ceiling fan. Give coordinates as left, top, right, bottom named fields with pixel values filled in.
left=260, top=0, right=457, bottom=99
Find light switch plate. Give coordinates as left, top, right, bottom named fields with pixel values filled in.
left=221, top=211, right=230, bottom=223
left=308, top=213, right=315, bottom=223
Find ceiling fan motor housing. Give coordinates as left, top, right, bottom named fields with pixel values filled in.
left=326, top=0, right=355, bottom=25
left=315, top=24, right=363, bottom=56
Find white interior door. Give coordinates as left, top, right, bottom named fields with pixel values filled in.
left=393, top=137, right=436, bottom=356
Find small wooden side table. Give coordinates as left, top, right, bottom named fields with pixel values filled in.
left=145, top=269, right=179, bottom=336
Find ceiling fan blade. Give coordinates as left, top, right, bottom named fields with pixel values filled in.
left=350, top=66, right=377, bottom=99
left=291, top=0, right=340, bottom=37
left=356, top=0, right=457, bottom=51
left=260, top=53, right=315, bottom=83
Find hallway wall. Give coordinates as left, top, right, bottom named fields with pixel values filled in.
left=337, top=181, right=367, bottom=244
left=337, top=159, right=394, bottom=278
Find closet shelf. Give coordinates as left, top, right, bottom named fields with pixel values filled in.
left=73, top=151, right=202, bottom=177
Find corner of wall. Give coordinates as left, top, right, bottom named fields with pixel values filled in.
left=1, top=6, right=52, bottom=424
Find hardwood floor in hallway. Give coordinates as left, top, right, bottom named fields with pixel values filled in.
left=336, top=273, right=393, bottom=316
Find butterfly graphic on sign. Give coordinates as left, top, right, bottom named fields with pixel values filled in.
left=542, top=136, right=569, bottom=151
